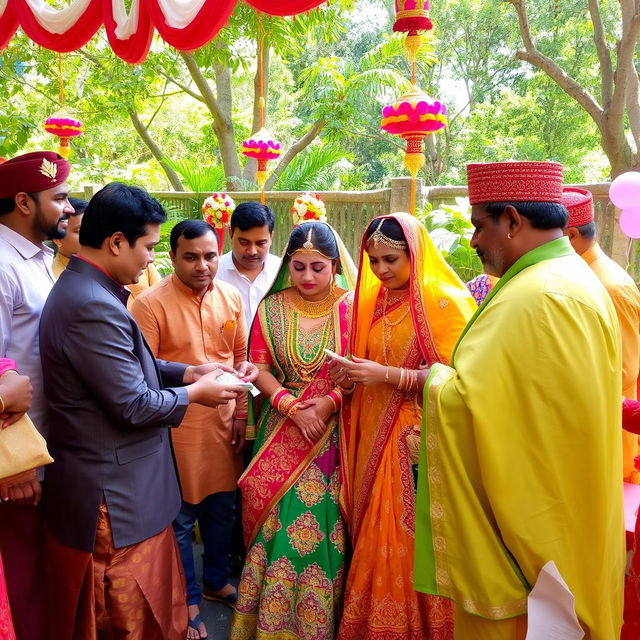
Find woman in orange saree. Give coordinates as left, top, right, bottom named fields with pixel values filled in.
left=230, top=222, right=356, bottom=640
left=333, top=213, right=476, bottom=640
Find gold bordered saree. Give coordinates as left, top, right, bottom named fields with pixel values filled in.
left=337, top=213, right=476, bottom=640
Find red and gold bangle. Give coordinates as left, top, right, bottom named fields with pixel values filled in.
left=276, top=393, right=300, bottom=417
left=269, top=387, right=288, bottom=408
left=235, top=412, right=248, bottom=420
left=282, top=398, right=301, bottom=417
left=327, top=388, right=343, bottom=413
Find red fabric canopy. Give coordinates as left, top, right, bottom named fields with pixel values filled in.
left=0, top=0, right=326, bottom=63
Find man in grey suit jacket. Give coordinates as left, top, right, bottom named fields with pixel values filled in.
left=39, top=182, right=253, bottom=640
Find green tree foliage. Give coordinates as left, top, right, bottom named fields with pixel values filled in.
left=0, top=0, right=633, bottom=188
left=421, top=199, right=482, bottom=281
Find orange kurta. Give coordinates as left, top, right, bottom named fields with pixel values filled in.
left=583, top=243, right=640, bottom=478
left=127, top=263, right=162, bottom=310
left=51, top=252, right=69, bottom=280
left=131, top=275, right=248, bottom=503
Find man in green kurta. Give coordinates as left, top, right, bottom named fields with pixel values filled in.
left=415, top=161, right=625, bottom=640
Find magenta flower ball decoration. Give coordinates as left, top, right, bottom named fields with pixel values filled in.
left=44, top=108, right=84, bottom=159
left=381, top=87, right=447, bottom=214
left=241, top=127, right=282, bottom=203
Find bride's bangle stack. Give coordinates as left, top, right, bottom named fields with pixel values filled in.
left=398, top=368, right=419, bottom=392
left=326, top=387, right=344, bottom=413
left=270, top=387, right=300, bottom=417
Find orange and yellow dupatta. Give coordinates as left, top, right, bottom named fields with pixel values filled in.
left=339, top=212, right=476, bottom=536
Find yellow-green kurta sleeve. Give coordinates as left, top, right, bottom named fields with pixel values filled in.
left=415, top=252, right=625, bottom=640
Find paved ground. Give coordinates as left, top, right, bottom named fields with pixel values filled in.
left=192, top=541, right=236, bottom=640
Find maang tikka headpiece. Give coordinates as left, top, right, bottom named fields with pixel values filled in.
left=367, top=219, right=408, bottom=251
left=303, top=227, right=314, bottom=250
left=287, top=225, right=334, bottom=260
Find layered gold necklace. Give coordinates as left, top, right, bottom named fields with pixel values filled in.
left=289, top=287, right=340, bottom=319
left=381, top=287, right=410, bottom=365
left=285, top=287, right=338, bottom=381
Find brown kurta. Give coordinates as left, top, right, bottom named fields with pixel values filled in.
left=131, top=275, right=248, bottom=503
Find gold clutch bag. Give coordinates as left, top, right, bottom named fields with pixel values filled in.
left=0, top=413, right=53, bottom=481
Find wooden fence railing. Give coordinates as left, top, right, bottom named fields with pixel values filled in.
left=75, top=178, right=639, bottom=280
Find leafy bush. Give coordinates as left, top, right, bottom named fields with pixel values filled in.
left=154, top=200, right=185, bottom=277
left=420, top=198, right=482, bottom=283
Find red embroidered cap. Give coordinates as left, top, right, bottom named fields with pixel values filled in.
left=561, top=187, right=594, bottom=227
left=467, top=161, right=564, bottom=205
left=0, top=151, right=70, bottom=199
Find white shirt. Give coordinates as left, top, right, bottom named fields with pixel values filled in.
left=0, top=224, right=54, bottom=440
left=216, top=252, right=280, bottom=328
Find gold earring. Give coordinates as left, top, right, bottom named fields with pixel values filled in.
left=507, top=232, right=512, bottom=239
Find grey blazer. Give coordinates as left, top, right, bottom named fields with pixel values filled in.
left=40, top=256, right=189, bottom=552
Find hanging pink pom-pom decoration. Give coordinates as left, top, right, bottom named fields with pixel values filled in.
left=44, top=108, right=84, bottom=159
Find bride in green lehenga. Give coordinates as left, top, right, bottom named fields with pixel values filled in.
left=229, top=222, right=356, bottom=640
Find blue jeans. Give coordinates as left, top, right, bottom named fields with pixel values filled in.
left=172, top=491, right=236, bottom=605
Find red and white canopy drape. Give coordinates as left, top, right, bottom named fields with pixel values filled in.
left=0, top=0, right=325, bottom=63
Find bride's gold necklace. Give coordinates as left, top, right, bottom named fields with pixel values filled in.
left=382, top=286, right=410, bottom=365
left=285, top=288, right=336, bottom=381
left=290, top=287, right=340, bottom=319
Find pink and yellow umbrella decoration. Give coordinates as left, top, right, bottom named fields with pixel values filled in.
left=241, top=128, right=281, bottom=204
left=44, top=109, right=84, bottom=159
left=393, top=0, right=432, bottom=75
left=381, top=86, right=447, bottom=214
left=43, top=54, right=83, bottom=159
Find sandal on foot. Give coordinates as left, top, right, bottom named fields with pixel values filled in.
left=202, top=584, right=238, bottom=608
left=188, top=613, right=208, bottom=639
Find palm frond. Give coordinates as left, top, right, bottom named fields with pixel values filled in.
left=274, top=145, right=348, bottom=191
left=163, top=157, right=226, bottom=193
left=344, top=68, right=412, bottom=103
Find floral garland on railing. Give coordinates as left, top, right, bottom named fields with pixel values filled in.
left=202, top=193, right=236, bottom=229
left=291, top=192, right=327, bottom=226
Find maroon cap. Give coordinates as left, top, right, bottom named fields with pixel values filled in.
left=0, top=151, right=70, bottom=198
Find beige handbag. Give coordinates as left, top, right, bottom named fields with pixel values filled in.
left=0, top=413, right=53, bottom=481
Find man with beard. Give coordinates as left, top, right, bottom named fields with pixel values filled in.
left=0, top=151, right=73, bottom=640
left=414, top=162, right=625, bottom=639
